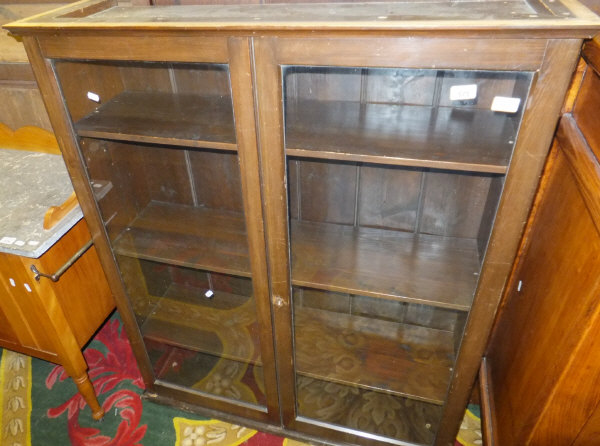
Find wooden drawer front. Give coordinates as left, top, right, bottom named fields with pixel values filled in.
left=573, top=65, right=600, bottom=157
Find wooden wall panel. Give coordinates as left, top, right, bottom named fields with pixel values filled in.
left=295, top=159, right=357, bottom=225
left=140, top=145, right=194, bottom=205
left=172, top=63, right=231, bottom=96
left=189, top=149, right=244, bottom=212
left=358, top=165, right=422, bottom=232
left=285, top=66, right=362, bottom=102
left=419, top=171, right=491, bottom=238
left=488, top=149, right=600, bottom=445
left=438, top=72, right=518, bottom=109
left=363, top=69, right=436, bottom=105
left=0, top=81, right=52, bottom=130
left=120, top=63, right=173, bottom=92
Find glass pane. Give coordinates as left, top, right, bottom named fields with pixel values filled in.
left=284, top=66, right=533, bottom=443
left=55, top=60, right=266, bottom=407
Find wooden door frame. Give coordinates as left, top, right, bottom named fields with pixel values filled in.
left=253, top=35, right=582, bottom=445
left=22, top=32, right=280, bottom=424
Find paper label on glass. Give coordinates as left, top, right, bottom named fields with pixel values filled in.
left=449, top=84, right=478, bottom=101
left=87, top=91, right=100, bottom=103
left=491, top=96, right=521, bottom=113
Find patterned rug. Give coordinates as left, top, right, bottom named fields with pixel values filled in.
left=0, top=313, right=479, bottom=446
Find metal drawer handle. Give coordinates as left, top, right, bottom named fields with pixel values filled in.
left=30, top=239, right=93, bottom=282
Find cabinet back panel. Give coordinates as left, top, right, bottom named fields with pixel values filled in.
left=294, top=158, right=358, bottom=225
left=120, top=64, right=173, bottom=92
left=419, top=170, right=492, bottom=238
left=171, top=64, right=231, bottom=96
left=437, top=71, right=519, bottom=110
left=358, top=164, right=422, bottom=232
left=139, top=145, right=195, bottom=205
left=80, top=139, right=245, bottom=240
left=288, top=157, right=496, bottom=240
left=285, top=66, right=362, bottom=103
left=363, top=68, right=437, bottom=106
left=189, top=150, right=244, bottom=212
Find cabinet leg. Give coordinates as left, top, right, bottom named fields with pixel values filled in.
left=72, top=372, right=104, bottom=420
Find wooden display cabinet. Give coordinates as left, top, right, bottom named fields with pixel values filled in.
left=5, top=2, right=599, bottom=445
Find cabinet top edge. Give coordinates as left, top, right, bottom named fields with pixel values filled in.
left=4, top=0, right=600, bottom=36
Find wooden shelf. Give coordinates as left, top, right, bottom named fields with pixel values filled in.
left=295, top=307, right=454, bottom=405
left=291, top=220, right=479, bottom=310
left=113, top=202, right=478, bottom=309
left=75, top=91, right=237, bottom=151
left=297, top=374, right=441, bottom=446
left=112, top=201, right=251, bottom=277
left=286, top=99, right=518, bottom=173
left=137, top=284, right=263, bottom=367
left=129, top=276, right=453, bottom=404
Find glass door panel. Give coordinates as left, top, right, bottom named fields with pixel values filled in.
left=54, top=60, right=266, bottom=407
left=283, top=66, right=533, bottom=443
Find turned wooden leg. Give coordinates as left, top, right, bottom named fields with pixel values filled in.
left=72, top=372, right=104, bottom=420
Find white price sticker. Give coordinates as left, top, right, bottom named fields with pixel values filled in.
left=491, top=96, right=521, bottom=113
left=449, top=84, right=478, bottom=101
left=87, top=91, right=101, bottom=103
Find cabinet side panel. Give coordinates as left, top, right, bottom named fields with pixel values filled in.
left=436, top=38, right=583, bottom=446
left=41, top=219, right=115, bottom=347
left=489, top=144, right=600, bottom=445
left=573, top=65, right=600, bottom=158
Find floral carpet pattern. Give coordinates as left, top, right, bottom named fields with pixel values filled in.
left=0, top=312, right=479, bottom=445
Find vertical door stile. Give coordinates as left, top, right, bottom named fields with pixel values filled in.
left=228, top=36, right=280, bottom=422
left=253, top=36, right=297, bottom=427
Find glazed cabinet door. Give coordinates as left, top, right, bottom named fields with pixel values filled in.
left=29, top=35, right=279, bottom=423
left=254, top=37, right=578, bottom=446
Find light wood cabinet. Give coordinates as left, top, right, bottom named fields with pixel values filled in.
left=482, top=37, right=600, bottom=446
left=0, top=145, right=115, bottom=420
left=5, top=2, right=599, bottom=445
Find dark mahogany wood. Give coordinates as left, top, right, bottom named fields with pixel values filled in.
left=286, top=99, right=518, bottom=173
left=76, top=91, right=237, bottom=150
